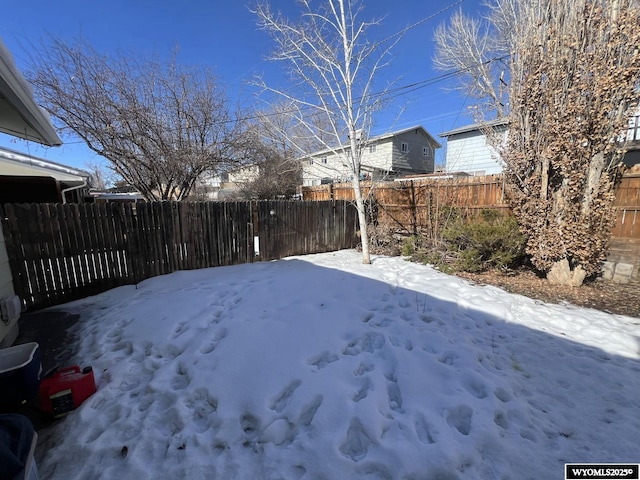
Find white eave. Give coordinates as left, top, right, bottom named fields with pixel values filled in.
left=0, top=37, right=62, bottom=146
left=439, top=118, right=509, bottom=138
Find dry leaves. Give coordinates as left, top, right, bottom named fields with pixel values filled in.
left=457, top=269, right=640, bottom=318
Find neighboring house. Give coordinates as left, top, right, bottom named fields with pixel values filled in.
left=228, top=164, right=260, bottom=184
left=623, top=110, right=640, bottom=168
left=441, top=111, right=640, bottom=175
left=197, top=167, right=253, bottom=200
left=0, top=37, right=64, bottom=347
left=91, top=191, right=146, bottom=204
left=301, top=125, right=441, bottom=186
left=0, top=146, right=91, bottom=204
left=439, top=119, right=508, bottom=177
left=215, top=164, right=260, bottom=199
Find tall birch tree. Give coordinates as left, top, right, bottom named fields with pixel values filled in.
left=253, top=0, right=399, bottom=264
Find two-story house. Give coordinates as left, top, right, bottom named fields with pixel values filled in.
left=301, top=125, right=441, bottom=186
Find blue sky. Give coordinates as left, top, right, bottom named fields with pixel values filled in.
left=0, top=0, right=485, bottom=172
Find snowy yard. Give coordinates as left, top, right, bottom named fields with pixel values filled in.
left=36, top=250, right=640, bottom=479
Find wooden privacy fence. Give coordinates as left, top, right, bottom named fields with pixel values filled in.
left=302, top=173, right=640, bottom=280
left=301, top=175, right=511, bottom=233
left=301, top=173, right=640, bottom=241
left=1, top=200, right=358, bottom=310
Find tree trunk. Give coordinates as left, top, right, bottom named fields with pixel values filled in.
left=581, top=152, right=605, bottom=216
left=352, top=175, right=371, bottom=264
left=546, top=258, right=587, bottom=287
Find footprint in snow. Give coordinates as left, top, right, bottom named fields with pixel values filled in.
left=343, top=332, right=385, bottom=356
left=270, top=380, right=302, bottom=413
left=461, top=373, right=489, bottom=399
left=339, top=418, right=373, bottom=462
left=198, top=328, right=228, bottom=354
left=398, top=297, right=411, bottom=309
left=389, top=335, right=413, bottom=351
left=415, top=414, right=437, bottom=445
left=387, top=380, right=403, bottom=412
left=307, top=351, right=339, bottom=370
left=298, top=395, right=323, bottom=427
left=447, top=405, right=473, bottom=436
left=240, top=413, right=260, bottom=439
left=361, top=312, right=375, bottom=323
left=352, top=377, right=373, bottom=403
left=493, top=387, right=513, bottom=403
left=354, top=362, right=375, bottom=376
left=170, top=362, right=191, bottom=390
left=183, top=388, right=218, bottom=433
left=171, top=321, right=189, bottom=339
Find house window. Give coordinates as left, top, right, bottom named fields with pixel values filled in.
left=628, top=115, right=640, bottom=142
left=321, top=156, right=328, bottom=164
left=369, top=144, right=376, bottom=153
left=423, top=147, right=429, bottom=156
left=401, top=142, right=408, bottom=153
left=309, top=159, right=314, bottom=165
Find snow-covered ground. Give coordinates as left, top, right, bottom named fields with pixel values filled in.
left=36, top=250, right=640, bottom=479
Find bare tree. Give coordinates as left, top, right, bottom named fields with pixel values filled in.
left=253, top=0, right=400, bottom=264
left=232, top=154, right=302, bottom=200
left=26, top=38, right=239, bottom=201
left=435, top=0, right=640, bottom=285
left=84, top=160, right=110, bottom=191
left=232, top=105, right=305, bottom=200
left=433, top=9, right=509, bottom=117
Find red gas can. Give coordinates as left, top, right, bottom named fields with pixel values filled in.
left=39, top=366, right=97, bottom=418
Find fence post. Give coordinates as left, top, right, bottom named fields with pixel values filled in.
left=410, top=180, right=418, bottom=237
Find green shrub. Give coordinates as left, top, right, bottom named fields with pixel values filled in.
left=401, top=236, right=418, bottom=256
left=441, top=210, right=527, bottom=273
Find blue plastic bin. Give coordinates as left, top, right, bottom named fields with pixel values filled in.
left=0, top=343, right=42, bottom=407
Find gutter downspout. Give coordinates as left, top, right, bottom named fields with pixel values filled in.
left=61, top=180, right=87, bottom=204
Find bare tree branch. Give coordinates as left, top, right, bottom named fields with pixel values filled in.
left=25, top=38, right=241, bottom=201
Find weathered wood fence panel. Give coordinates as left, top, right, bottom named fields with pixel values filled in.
left=258, top=200, right=359, bottom=261
left=612, top=174, right=640, bottom=239
left=1, top=200, right=357, bottom=311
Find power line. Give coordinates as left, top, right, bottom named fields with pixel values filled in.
left=370, top=0, right=464, bottom=49
left=56, top=53, right=511, bottom=145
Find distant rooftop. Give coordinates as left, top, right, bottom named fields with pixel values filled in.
left=439, top=118, right=508, bottom=138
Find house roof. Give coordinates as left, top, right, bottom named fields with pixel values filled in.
left=439, top=118, right=508, bottom=138
left=370, top=125, right=442, bottom=148
left=0, top=145, right=90, bottom=184
left=303, top=125, right=441, bottom=158
left=0, top=37, right=62, bottom=146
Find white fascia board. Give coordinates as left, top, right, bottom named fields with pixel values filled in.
left=0, top=38, right=62, bottom=146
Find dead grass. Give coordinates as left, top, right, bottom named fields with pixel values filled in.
left=455, top=269, right=640, bottom=319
